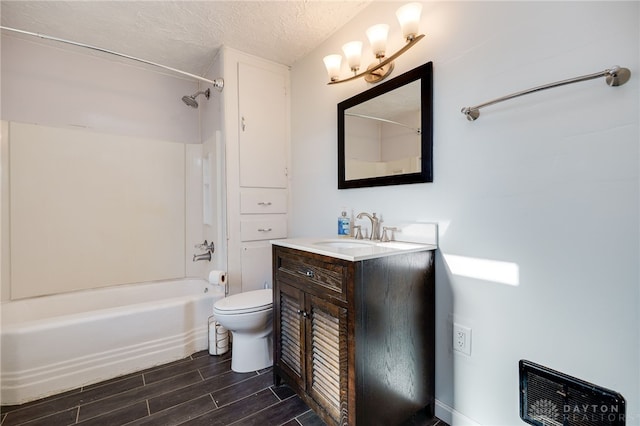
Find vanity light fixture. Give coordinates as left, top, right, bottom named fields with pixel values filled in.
left=323, top=2, right=424, bottom=85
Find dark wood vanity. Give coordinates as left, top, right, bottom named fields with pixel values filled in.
left=272, top=244, right=435, bottom=425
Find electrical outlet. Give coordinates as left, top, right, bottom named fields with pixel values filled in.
left=453, top=323, right=471, bottom=356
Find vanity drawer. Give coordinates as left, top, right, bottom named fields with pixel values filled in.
left=275, top=248, right=347, bottom=299
left=241, top=214, right=287, bottom=241
left=240, top=189, right=287, bottom=214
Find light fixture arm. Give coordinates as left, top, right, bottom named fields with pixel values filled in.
left=328, top=34, right=424, bottom=85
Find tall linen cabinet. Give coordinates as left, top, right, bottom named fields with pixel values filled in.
left=221, top=48, right=290, bottom=295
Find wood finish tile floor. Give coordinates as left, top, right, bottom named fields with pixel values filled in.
left=1, top=350, right=448, bottom=426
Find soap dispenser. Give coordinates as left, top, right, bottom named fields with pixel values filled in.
left=338, top=209, right=351, bottom=236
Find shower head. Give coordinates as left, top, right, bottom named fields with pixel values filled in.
left=181, top=88, right=210, bottom=108
left=181, top=79, right=224, bottom=108
left=181, top=95, right=199, bottom=108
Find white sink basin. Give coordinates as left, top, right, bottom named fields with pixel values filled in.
left=376, top=241, right=421, bottom=250
left=314, top=239, right=423, bottom=250
left=313, top=239, right=374, bottom=249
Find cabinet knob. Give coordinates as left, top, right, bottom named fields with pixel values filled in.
left=298, top=270, right=314, bottom=278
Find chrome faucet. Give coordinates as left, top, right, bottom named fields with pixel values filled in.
left=193, top=240, right=214, bottom=262
left=381, top=226, right=398, bottom=242
left=353, top=225, right=363, bottom=240
left=356, top=212, right=380, bottom=240
left=193, top=252, right=212, bottom=262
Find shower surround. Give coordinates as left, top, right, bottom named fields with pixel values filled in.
left=1, top=36, right=225, bottom=406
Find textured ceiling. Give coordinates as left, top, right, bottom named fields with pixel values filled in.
left=1, top=1, right=371, bottom=76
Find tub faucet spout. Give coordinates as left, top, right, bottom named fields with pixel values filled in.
left=193, top=252, right=211, bottom=262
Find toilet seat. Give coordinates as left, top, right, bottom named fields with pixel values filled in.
left=214, top=289, right=272, bottom=315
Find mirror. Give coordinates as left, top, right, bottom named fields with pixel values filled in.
left=338, top=62, right=432, bottom=189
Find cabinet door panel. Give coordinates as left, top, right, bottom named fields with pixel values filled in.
left=238, top=62, right=287, bottom=188
left=240, top=242, right=272, bottom=291
left=276, top=284, right=305, bottom=389
left=306, top=295, right=348, bottom=425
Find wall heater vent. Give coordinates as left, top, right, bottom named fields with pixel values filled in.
left=520, top=360, right=625, bottom=426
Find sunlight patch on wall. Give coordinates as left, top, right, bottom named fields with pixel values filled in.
left=443, top=253, right=520, bottom=286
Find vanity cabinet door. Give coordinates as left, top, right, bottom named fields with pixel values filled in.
left=305, top=294, right=348, bottom=425
left=274, top=282, right=305, bottom=390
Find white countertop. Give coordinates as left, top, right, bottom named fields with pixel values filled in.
left=271, top=237, right=437, bottom=261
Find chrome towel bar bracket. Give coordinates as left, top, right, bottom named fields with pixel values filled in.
left=461, top=65, right=631, bottom=121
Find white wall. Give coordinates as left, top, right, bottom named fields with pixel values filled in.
left=1, top=36, right=199, bottom=143
left=1, top=35, right=213, bottom=300
left=290, top=2, right=639, bottom=425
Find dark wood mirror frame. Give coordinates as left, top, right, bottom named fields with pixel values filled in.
left=338, top=61, right=433, bottom=189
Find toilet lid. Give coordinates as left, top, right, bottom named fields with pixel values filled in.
left=214, top=289, right=272, bottom=314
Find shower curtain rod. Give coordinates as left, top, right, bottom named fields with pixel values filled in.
left=461, top=65, right=631, bottom=121
left=0, top=26, right=224, bottom=89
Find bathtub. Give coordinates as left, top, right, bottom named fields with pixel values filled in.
left=0, top=279, right=225, bottom=405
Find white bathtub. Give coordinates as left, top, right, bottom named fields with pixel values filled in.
left=0, top=279, right=224, bottom=405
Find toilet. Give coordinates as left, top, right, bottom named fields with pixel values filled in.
left=213, top=289, right=273, bottom=372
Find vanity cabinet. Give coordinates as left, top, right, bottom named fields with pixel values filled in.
left=272, top=245, right=435, bottom=426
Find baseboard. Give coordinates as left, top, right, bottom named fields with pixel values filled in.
left=435, top=399, right=482, bottom=426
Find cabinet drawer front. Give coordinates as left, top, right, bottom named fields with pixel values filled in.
left=276, top=250, right=346, bottom=297
left=241, top=215, right=287, bottom=241
left=240, top=189, right=287, bottom=214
